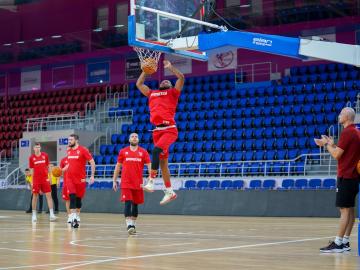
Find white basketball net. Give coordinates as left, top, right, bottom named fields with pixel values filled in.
left=134, top=47, right=162, bottom=71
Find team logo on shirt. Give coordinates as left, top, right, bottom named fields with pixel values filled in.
left=150, top=91, right=168, bottom=97
left=125, top=152, right=129, bottom=155
left=77, top=150, right=80, bottom=154
left=139, top=152, right=143, bottom=157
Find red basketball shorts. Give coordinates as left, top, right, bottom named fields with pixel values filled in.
left=32, top=178, right=51, bottom=194
left=66, top=180, right=86, bottom=199
left=62, top=184, right=69, bottom=201
left=120, top=188, right=144, bottom=205
left=152, top=127, right=178, bottom=159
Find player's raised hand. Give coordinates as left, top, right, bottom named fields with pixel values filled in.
left=113, top=181, right=118, bottom=192
left=163, top=60, right=172, bottom=69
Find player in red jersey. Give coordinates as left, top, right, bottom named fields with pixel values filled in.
left=28, top=142, right=57, bottom=222
left=63, top=134, right=95, bottom=228
left=59, top=156, right=74, bottom=224
left=136, top=60, right=184, bottom=205
left=112, top=133, right=151, bottom=235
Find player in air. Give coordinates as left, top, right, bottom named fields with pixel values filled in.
left=112, top=133, right=151, bottom=234
left=136, top=60, right=184, bottom=205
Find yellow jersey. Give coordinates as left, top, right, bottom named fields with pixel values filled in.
left=25, top=175, right=32, bottom=184
left=48, top=173, right=59, bottom=185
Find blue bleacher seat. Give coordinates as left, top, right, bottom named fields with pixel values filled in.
left=233, top=180, right=244, bottom=189
left=248, top=179, right=262, bottom=189
left=208, top=180, right=220, bottom=190
left=197, top=180, right=209, bottom=190
left=263, top=179, right=276, bottom=189
left=323, top=178, right=336, bottom=189
left=280, top=179, right=295, bottom=189
left=220, top=180, right=233, bottom=189
left=309, top=178, right=322, bottom=189
left=184, top=180, right=196, bottom=189
left=294, top=178, right=308, bottom=189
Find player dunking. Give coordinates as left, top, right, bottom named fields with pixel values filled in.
left=112, top=133, right=151, bottom=234
left=136, top=60, right=184, bottom=205
left=28, top=143, right=57, bottom=222
left=63, top=134, right=95, bottom=228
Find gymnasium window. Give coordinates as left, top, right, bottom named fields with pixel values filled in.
left=96, top=6, right=109, bottom=30
left=116, top=3, right=128, bottom=33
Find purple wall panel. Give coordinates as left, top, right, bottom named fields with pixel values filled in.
left=0, top=0, right=128, bottom=44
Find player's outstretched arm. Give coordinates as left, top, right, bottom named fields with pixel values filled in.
left=112, top=163, right=122, bottom=191
left=146, top=163, right=151, bottom=178
left=136, top=72, right=151, bottom=96
left=89, top=159, right=96, bottom=184
left=164, top=60, right=184, bottom=92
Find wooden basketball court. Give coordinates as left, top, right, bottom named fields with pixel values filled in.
left=0, top=210, right=357, bottom=269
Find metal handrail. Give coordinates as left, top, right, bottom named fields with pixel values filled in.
left=89, top=152, right=336, bottom=179
left=235, top=62, right=278, bottom=83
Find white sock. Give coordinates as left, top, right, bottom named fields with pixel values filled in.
left=165, top=187, right=174, bottom=193
left=49, top=209, right=54, bottom=216
left=343, top=236, right=350, bottom=244
left=133, top=220, right=136, bottom=226
left=71, top=212, right=77, bottom=220
left=335, top=236, right=343, bottom=246
left=126, top=219, right=132, bottom=227
left=32, top=210, right=36, bottom=217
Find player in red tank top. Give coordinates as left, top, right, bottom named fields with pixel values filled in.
left=112, top=133, right=151, bottom=235
left=136, top=60, right=184, bottom=205
left=28, top=142, right=57, bottom=222
left=63, top=134, right=96, bottom=228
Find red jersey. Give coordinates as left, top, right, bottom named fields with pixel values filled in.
left=67, top=146, right=93, bottom=183
left=337, top=124, right=360, bottom=179
left=29, top=152, right=49, bottom=182
left=59, top=157, right=69, bottom=184
left=117, top=146, right=150, bottom=190
left=148, top=88, right=180, bottom=126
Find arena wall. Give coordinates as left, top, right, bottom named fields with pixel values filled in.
left=0, top=189, right=340, bottom=217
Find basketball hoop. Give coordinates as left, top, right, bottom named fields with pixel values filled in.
left=134, top=47, right=162, bottom=75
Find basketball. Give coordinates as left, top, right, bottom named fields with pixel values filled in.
left=357, top=160, right=360, bottom=174
left=51, top=166, right=62, bottom=177
left=141, top=58, right=158, bottom=75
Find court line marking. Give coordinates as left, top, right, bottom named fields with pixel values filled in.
left=159, top=242, right=198, bottom=247
left=0, top=260, right=98, bottom=270
left=0, top=247, right=118, bottom=259
left=55, top=236, right=333, bottom=270
left=69, top=237, right=196, bottom=249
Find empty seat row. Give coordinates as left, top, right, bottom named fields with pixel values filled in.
left=180, top=178, right=336, bottom=190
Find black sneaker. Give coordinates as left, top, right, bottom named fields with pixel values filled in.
left=343, top=242, right=351, bottom=251
left=25, top=209, right=32, bottom=213
left=127, top=225, right=136, bottom=235
left=72, top=218, right=79, bottom=229
left=320, top=241, right=344, bottom=253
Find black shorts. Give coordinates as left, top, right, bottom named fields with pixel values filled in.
left=336, top=177, right=360, bottom=208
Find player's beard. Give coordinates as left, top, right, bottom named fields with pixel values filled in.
left=130, top=142, right=138, bottom=147
left=69, top=142, right=76, bottom=148
left=159, top=85, right=171, bottom=90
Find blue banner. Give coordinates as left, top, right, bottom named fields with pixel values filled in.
left=58, top=138, right=68, bottom=145
left=20, top=140, right=30, bottom=147
left=87, top=62, right=110, bottom=84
